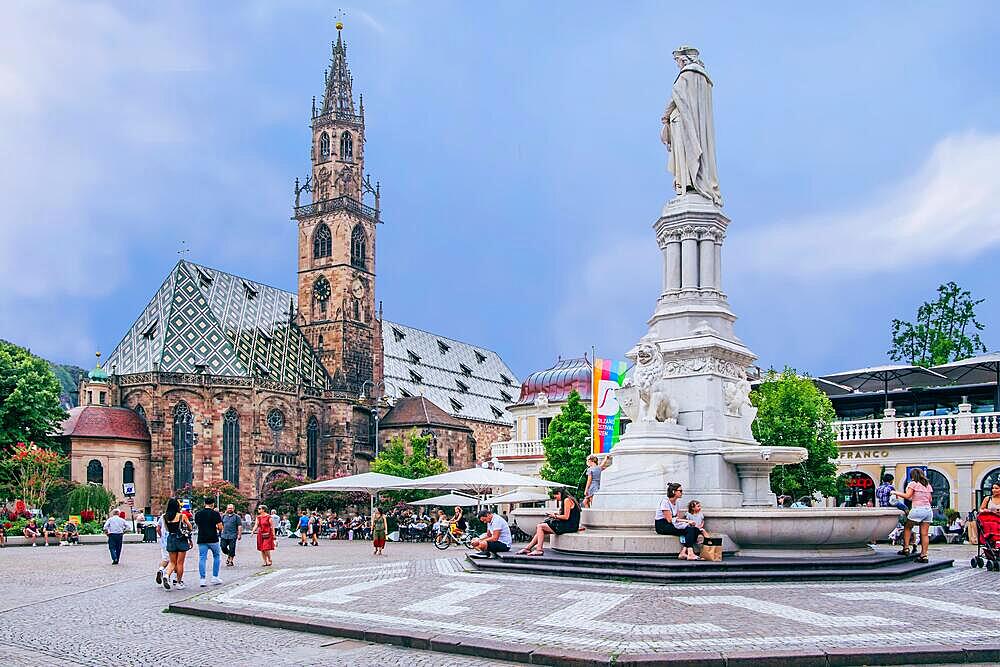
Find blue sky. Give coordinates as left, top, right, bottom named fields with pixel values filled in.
left=2, top=1, right=999, bottom=381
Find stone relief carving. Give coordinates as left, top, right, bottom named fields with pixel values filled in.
left=723, top=378, right=752, bottom=416
left=661, top=355, right=747, bottom=380
left=534, top=391, right=549, bottom=408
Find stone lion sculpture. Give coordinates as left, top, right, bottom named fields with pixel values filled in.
left=618, top=342, right=678, bottom=423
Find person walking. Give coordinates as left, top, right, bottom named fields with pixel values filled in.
left=297, top=510, right=309, bottom=546
left=103, top=510, right=129, bottom=565
left=220, top=504, right=242, bottom=567
left=309, top=511, right=321, bottom=546
left=583, top=454, right=613, bottom=508
left=163, top=497, right=193, bottom=590
left=194, top=499, right=224, bottom=587
left=253, top=505, right=275, bottom=566
left=154, top=511, right=170, bottom=586
left=371, top=507, right=388, bottom=556
left=893, top=468, right=934, bottom=563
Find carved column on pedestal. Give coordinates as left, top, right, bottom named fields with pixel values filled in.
left=698, top=228, right=715, bottom=290
left=664, top=230, right=682, bottom=292
left=680, top=226, right=699, bottom=290
left=713, top=231, right=723, bottom=291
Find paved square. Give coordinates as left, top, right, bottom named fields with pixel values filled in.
left=2, top=539, right=996, bottom=665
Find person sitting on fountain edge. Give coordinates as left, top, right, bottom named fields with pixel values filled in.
left=471, top=509, right=512, bottom=558
left=654, top=482, right=702, bottom=560
left=517, top=488, right=581, bottom=557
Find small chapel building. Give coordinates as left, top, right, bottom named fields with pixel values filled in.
left=64, top=25, right=516, bottom=512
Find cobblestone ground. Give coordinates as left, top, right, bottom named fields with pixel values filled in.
left=2, top=539, right=997, bottom=665
left=0, top=537, right=516, bottom=666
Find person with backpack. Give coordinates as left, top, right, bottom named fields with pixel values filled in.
left=162, top=498, right=193, bottom=590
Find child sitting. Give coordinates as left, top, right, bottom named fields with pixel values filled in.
left=686, top=500, right=708, bottom=539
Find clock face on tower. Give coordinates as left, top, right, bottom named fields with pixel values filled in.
left=314, top=277, right=331, bottom=301
left=351, top=278, right=365, bottom=299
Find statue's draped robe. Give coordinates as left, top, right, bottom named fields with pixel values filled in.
left=661, top=63, right=723, bottom=206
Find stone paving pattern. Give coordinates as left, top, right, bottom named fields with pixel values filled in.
left=2, top=538, right=998, bottom=665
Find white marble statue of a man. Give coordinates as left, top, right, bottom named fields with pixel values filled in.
left=661, top=46, right=723, bottom=207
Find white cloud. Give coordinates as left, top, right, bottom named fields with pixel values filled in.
left=734, top=132, right=1000, bottom=277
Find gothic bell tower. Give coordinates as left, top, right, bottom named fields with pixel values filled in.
left=295, top=22, right=383, bottom=394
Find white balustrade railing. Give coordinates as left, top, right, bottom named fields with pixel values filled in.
left=491, top=440, right=545, bottom=458
left=895, top=414, right=957, bottom=438
left=837, top=411, right=1000, bottom=442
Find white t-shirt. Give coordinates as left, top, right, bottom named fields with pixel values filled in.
left=103, top=515, right=129, bottom=534
left=157, top=515, right=167, bottom=545
left=487, top=515, right=512, bottom=547
left=654, top=497, right=678, bottom=522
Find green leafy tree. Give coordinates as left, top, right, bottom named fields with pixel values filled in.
left=751, top=368, right=840, bottom=500
left=370, top=432, right=448, bottom=504
left=179, top=481, right=251, bottom=514
left=67, top=482, right=118, bottom=516
left=889, top=281, right=987, bottom=366
left=0, top=340, right=69, bottom=452
left=539, top=390, right=592, bottom=491
left=261, top=475, right=367, bottom=515
left=1, top=442, right=71, bottom=510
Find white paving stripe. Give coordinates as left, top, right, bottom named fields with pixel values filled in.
left=639, top=628, right=1000, bottom=651
left=291, top=563, right=410, bottom=577
left=300, top=578, right=407, bottom=604
left=924, top=567, right=979, bottom=586
left=827, top=591, right=1000, bottom=619
left=402, top=582, right=501, bottom=616
left=671, top=595, right=890, bottom=627
left=536, top=591, right=725, bottom=635
left=274, top=571, right=408, bottom=588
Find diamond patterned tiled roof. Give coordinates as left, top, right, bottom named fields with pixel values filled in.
left=104, top=261, right=329, bottom=388
left=382, top=321, right=517, bottom=425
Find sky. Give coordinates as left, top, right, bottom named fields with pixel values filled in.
left=2, top=1, right=999, bottom=381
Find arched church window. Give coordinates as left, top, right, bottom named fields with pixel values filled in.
left=134, top=404, right=146, bottom=422
left=222, top=408, right=240, bottom=487
left=350, top=225, right=366, bottom=269
left=87, top=459, right=104, bottom=485
left=340, top=131, right=353, bottom=160
left=266, top=408, right=285, bottom=447
left=307, top=416, right=319, bottom=479
left=313, top=224, right=332, bottom=259
left=123, top=461, right=135, bottom=485
left=320, top=132, right=331, bottom=159
left=172, top=401, right=194, bottom=491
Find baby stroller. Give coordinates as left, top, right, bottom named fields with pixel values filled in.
left=970, top=511, right=1000, bottom=570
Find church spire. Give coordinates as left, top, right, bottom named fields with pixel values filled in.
left=321, top=21, right=355, bottom=116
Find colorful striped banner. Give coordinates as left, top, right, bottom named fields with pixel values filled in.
left=592, top=358, right=629, bottom=454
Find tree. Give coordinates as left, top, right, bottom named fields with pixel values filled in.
left=178, top=481, right=251, bottom=514
left=888, top=281, right=987, bottom=366
left=0, top=340, right=69, bottom=452
left=539, top=389, right=592, bottom=492
left=67, top=482, right=118, bottom=516
left=0, top=442, right=70, bottom=510
left=750, top=369, right=840, bottom=500
left=370, top=432, right=448, bottom=504
left=260, top=474, right=367, bottom=515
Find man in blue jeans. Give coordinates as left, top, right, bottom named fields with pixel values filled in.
left=194, top=499, right=224, bottom=587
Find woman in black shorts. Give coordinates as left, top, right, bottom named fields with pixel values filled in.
left=516, top=488, right=580, bottom=556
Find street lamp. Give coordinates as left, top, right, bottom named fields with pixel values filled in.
left=359, top=379, right=395, bottom=458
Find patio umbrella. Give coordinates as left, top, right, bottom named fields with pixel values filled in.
left=289, top=472, right=412, bottom=515
left=483, top=489, right=551, bottom=505
left=821, top=364, right=948, bottom=408
left=390, top=467, right=567, bottom=506
left=405, top=492, right=480, bottom=507
left=933, top=352, right=1000, bottom=412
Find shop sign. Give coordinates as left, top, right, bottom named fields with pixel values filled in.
left=839, top=449, right=891, bottom=461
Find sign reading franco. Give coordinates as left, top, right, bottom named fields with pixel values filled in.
left=838, top=449, right=891, bottom=461
left=592, top=358, right=629, bottom=454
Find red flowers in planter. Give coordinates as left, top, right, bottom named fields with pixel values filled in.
left=81, top=509, right=95, bottom=523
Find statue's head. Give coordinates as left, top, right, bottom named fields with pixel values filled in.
left=636, top=342, right=656, bottom=366
left=672, top=45, right=701, bottom=68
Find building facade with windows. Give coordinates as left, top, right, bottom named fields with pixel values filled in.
left=491, top=357, right=592, bottom=476
left=820, top=362, right=1000, bottom=514
left=68, top=25, right=516, bottom=512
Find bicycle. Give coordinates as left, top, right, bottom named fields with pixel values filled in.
left=432, top=526, right=475, bottom=551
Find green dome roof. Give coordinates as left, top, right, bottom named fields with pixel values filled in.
left=88, top=365, right=109, bottom=381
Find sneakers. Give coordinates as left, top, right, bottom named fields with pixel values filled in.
left=174, top=581, right=185, bottom=590
left=199, top=578, right=207, bottom=587
left=156, top=569, right=164, bottom=585
left=211, top=576, right=223, bottom=585
left=162, top=575, right=171, bottom=591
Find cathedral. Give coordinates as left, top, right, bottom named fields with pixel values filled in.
left=66, top=25, right=517, bottom=511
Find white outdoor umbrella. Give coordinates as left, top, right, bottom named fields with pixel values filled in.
left=390, top=467, right=568, bottom=496
left=483, top=489, right=551, bottom=505
left=289, top=472, right=412, bottom=515
left=934, top=352, right=1000, bottom=411
left=405, top=492, right=480, bottom=507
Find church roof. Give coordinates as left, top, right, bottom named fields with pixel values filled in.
left=382, top=321, right=518, bottom=425
left=61, top=406, right=150, bottom=442
left=103, top=261, right=330, bottom=388
left=380, top=396, right=472, bottom=431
